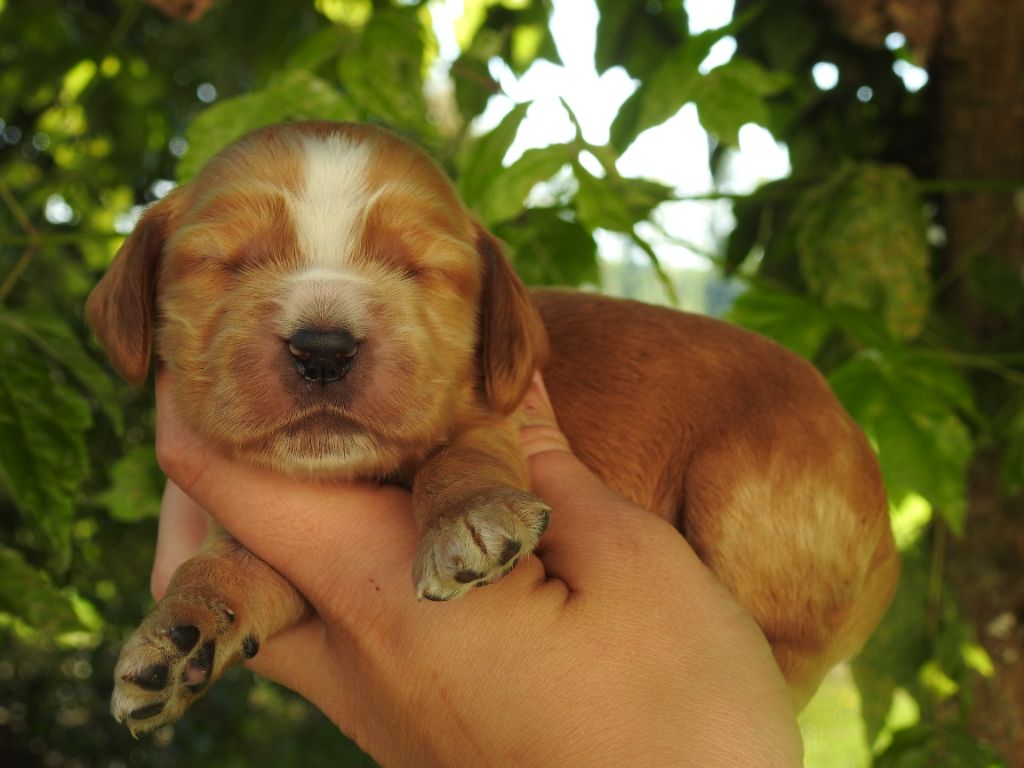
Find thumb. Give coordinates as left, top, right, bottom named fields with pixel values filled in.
left=517, top=373, right=664, bottom=588
left=518, top=372, right=633, bottom=514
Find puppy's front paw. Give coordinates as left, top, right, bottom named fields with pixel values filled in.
left=413, top=489, right=550, bottom=601
left=111, top=595, right=259, bottom=735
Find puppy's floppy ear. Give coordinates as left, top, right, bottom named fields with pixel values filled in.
left=86, top=192, right=182, bottom=385
left=475, top=223, right=549, bottom=414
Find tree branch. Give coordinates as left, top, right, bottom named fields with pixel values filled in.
left=0, top=181, right=41, bottom=305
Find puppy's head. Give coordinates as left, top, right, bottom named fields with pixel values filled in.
left=87, top=121, right=547, bottom=476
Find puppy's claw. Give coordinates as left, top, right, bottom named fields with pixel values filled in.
left=419, top=591, right=451, bottom=602
left=241, top=634, right=260, bottom=659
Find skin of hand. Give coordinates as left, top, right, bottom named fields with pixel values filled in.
left=152, top=370, right=803, bottom=767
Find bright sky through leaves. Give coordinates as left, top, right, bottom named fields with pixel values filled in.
left=432, top=0, right=792, bottom=270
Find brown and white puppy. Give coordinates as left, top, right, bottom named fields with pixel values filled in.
left=87, top=120, right=899, bottom=735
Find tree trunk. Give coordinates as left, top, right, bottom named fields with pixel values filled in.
left=947, top=461, right=1024, bottom=762
left=825, top=0, right=1024, bottom=760
left=934, top=0, right=1024, bottom=334
left=932, top=1, right=1024, bottom=762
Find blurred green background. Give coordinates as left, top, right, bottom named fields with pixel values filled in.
left=1, top=0, right=1021, bottom=765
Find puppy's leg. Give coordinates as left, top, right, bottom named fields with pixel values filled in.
left=681, top=418, right=898, bottom=711
left=112, top=530, right=307, bottom=734
left=411, top=416, right=550, bottom=601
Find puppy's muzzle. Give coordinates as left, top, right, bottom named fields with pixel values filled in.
left=287, top=328, right=359, bottom=385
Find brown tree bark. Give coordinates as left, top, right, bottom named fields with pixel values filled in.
left=934, top=0, right=1024, bottom=334
left=947, top=460, right=1024, bottom=763
left=933, top=2, right=1024, bottom=763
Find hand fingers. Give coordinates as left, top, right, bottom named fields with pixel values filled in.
left=517, top=371, right=573, bottom=456
left=517, top=372, right=691, bottom=592
left=517, top=372, right=622, bottom=512
left=151, top=480, right=209, bottom=600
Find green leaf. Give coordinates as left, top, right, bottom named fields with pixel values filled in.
left=1000, top=400, right=1024, bottom=494
left=967, top=256, right=1024, bottom=318
left=727, top=287, right=836, bottom=359
left=852, top=546, right=932, bottom=743
left=178, top=70, right=359, bottom=182
left=829, top=350, right=973, bottom=531
left=723, top=194, right=763, bottom=274
left=573, top=164, right=672, bottom=234
left=795, top=163, right=932, bottom=339
left=475, top=143, right=576, bottom=226
left=0, top=337, right=92, bottom=570
left=608, top=8, right=774, bottom=150
left=691, top=57, right=790, bottom=144
left=495, top=208, right=598, bottom=287
left=0, top=545, right=97, bottom=639
left=609, top=43, right=703, bottom=151
left=178, top=100, right=261, bottom=182
left=337, top=7, right=433, bottom=135
left=853, top=540, right=999, bottom=757
left=510, top=20, right=548, bottom=71
left=874, top=723, right=1007, bottom=768
left=457, top=1, right=559, bottom=78
left=0, top=309, right=123, bottom=434
left=452, top=52, right=498, bottom=124
left=97, top=445, right=163, bottom=522
left=457, top=101, right=531, bottom=207
left=264, top=69, right=361, bottom=125
left=594, top=0, right=687, bottom=79
left=757, top=4, right=820, bottom=71
left=828, top=305, right=905, bottom=352
left=286, top=24, right=349, bottom=71
left=722, top=177, right=809, bottom=282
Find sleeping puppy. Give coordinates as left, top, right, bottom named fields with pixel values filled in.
left=87, top=120, right=899, bottom=735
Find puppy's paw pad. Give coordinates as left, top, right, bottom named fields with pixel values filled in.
left=111, top=600, right=251, bottom=735
left=413, top=490, right=550, bottom=601
left=169, top=624, right=200, bottom=652
left=122, top=663, right=169, bottom=691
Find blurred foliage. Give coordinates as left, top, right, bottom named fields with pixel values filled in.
left=0, top=0, right=1020, bottom=766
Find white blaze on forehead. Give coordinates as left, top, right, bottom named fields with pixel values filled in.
left=292, top=133, right=373, bottom=267
left=287, top=266, right=374, bottom=285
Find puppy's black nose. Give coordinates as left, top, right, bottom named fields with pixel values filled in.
left=287, top=328, right=358, bottom=385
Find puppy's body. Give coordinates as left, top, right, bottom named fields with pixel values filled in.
left=88, top=121, right=898, bottom=734
left=536, top=290, right=897, bottom=704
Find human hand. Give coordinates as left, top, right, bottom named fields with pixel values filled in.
left=153, top=370, right=802, bottom=766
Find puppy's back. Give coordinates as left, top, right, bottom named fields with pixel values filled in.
left=533, top=288, right=845, bottom=517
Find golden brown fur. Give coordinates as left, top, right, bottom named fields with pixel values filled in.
left=533, top=291, right=898, bottom=707
left=87, top=120, right=898, bottom=732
